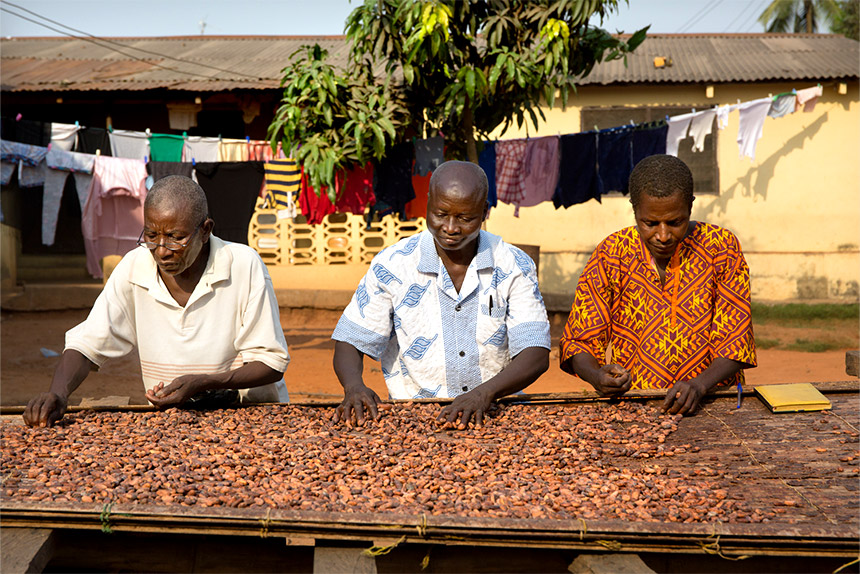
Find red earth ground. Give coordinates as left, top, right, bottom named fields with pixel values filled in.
left=0, top=308, right=853, bottom=407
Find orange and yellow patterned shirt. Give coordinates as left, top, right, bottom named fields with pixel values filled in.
left=559, top=223, right=756, bottom=389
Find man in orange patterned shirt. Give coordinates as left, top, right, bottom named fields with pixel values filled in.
left=559, top=155, right=756, bottom=415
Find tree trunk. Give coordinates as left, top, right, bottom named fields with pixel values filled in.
left=463, top=98, right=478, bottom=164
left=806, top=0, right=813, bottom=33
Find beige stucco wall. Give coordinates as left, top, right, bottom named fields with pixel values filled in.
left=484, top=81, right=860, bottom=303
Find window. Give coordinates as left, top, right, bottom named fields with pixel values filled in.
left=580, top=106, right=719, bottom=195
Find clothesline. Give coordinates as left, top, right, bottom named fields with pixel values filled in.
left=478, top=83, right=825, bottom=216
left=490, top=83, right=824, bottom=161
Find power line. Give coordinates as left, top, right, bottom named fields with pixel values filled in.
left=743, top=1, right=769, bottom=33
left=675, top=1, right=717, bottom=33
left=677, top=0, right=726, bottom=33
left=0, top=0, right=274, bottom=81
left=723, top=0, right=761, bottom=33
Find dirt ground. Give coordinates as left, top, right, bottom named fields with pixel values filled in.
left=0, top=308, right=855, bottom=407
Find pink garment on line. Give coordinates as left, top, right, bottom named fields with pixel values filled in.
left=520, top=136, right=560, bottom=210
left=795, top=85, right=823, bottom=113
left=81, top=156, right=148, bottom=278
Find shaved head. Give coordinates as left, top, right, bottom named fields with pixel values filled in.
left=144, top=175, right=209, bottom=225
left=429, top=161, right=488, bottom=203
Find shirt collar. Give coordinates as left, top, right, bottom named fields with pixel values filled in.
left=416, top=229, right=495, bottom=274
left=129, top=235, right=231, bottom=303
left=633, top=222, right=699, bottom=265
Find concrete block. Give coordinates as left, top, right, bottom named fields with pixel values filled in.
left=568, top=553, right=656, bottom=574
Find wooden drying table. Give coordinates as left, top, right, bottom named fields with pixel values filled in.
left=1, top=381, right=858, bottom=573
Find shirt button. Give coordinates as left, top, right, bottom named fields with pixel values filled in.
left=462, top=386, right=468, bottom=392
left=459, top=351, right=465, bottom=357
left=455, top=305, right=461, bottom=312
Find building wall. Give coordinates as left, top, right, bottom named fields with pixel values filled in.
left=484, top=81, right=860, bottom=303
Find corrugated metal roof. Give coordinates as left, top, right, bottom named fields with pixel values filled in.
left=578, top=34, right=859, bottom=84
left=0, top=36, right=351, bottom=92
left=0, top=34, right=856, bottom=92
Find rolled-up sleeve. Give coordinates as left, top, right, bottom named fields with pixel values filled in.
left=505, top=250, right=551, bottom=356
left=331, top=258, right=395, bottom=361
left=65, top=259, right=137, bottom=367
left=235, top=262, right=290, bottom=373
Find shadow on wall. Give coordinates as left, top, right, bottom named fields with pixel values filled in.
left=693, top=111, right=829, bottom=244
left=539, top=249, right=595, bottom=312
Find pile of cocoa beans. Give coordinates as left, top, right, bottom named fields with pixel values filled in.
left=1, top=402, right=765, bottom=523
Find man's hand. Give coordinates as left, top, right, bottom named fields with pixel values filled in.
left=146, top=375, right=207, bottom=409
left=436, top=388, right=493, bottom=430
left=591, top=363, right=632, bottom=397
left=661, top=379, right=707, bottom=416
left=333, top=384, right=381, bottom=427
left=23, top=392, right=68, bottom=428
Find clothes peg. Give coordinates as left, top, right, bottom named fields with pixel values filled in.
left=96, top=149, right=101, bottom=156
left=182, top=131, right=187, bottom=139
left=246, top=136, right=251, bottom=143
left=144, top=155, right=148, bottom=164
left=768, top=93, right=773, bottom=99
left=47, top=142, right=52, bottom=151
left=74, top=121, right=80, bottom=127
left=145, top=128, right=151, bottom=136
left=192, top=158, right=196, bottom=166
left=15, top=113, right=22, bottom=121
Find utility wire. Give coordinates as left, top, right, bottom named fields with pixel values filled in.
left=675, top=0, right=718, bottom=33
left=0, top=0, right=275, bottom=80
left=723, top=0, right=761, bottom=33
left=677, top=0, right=726, bottom=33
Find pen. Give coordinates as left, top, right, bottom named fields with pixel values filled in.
left=489, top=296, right=493, bottom=313
left=737, top=382, right=742, bottom=409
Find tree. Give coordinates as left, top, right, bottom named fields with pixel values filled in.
left=758, top=0, right=841, bottom=34
left=269, top=0, right=647, bottom=197
left=832, top=0, right=860, bottom=39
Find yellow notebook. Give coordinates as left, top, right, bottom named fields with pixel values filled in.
left=754, top=383, right=832, bottom=413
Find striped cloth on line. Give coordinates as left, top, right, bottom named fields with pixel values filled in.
left=263, top=159, right=301, bottom=215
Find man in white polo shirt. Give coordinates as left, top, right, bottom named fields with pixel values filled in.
left=24, top=175, right=289, bottom=427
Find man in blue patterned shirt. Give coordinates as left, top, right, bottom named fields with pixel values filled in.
left=332, top=161, right=551, bottom=429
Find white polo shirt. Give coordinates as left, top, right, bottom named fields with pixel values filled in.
left=66, top=235, right=289, bottom=403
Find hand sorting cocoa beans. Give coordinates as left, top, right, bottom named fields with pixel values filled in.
left=2, top=402, right=764, bottom=523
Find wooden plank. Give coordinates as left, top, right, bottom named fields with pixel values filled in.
left=0, top=381, right=857, bottom=416
left=78, top=396, right=130, bottom=408
left=0, top=528, right=55, bottom=574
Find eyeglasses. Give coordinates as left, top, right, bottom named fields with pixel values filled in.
left=137, top=221, right=205, bottom=251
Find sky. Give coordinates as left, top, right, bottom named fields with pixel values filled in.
left=0, top=0, right=805, bottom=39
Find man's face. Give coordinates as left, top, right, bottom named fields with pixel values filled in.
left=141, top=206, right=210, bottom=277
left=634, top=192, right=692, bottom=265
left=426, top=185, right=487, bottom=257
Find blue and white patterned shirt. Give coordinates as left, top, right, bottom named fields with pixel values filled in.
left=332, top=229, right=551, bottom=399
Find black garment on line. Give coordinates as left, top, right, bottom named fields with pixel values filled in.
left=146, top=161, right=194, bottom=183
left=194, top=162, right=265, bottom=245
left=632, top=123, right=668, bottom=168
left=413, top=136, right=444, bottom=176
left=0, top=117, right=51, bottom=146
left=76, top=127, right=113, bottom=156
left=373, top=141, right=415, bottom=219
left=553, top=132, right=600, bottom=209
left=597, top=126, right=634, bottom=196
left=478, top=141, right=498, bottom=208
